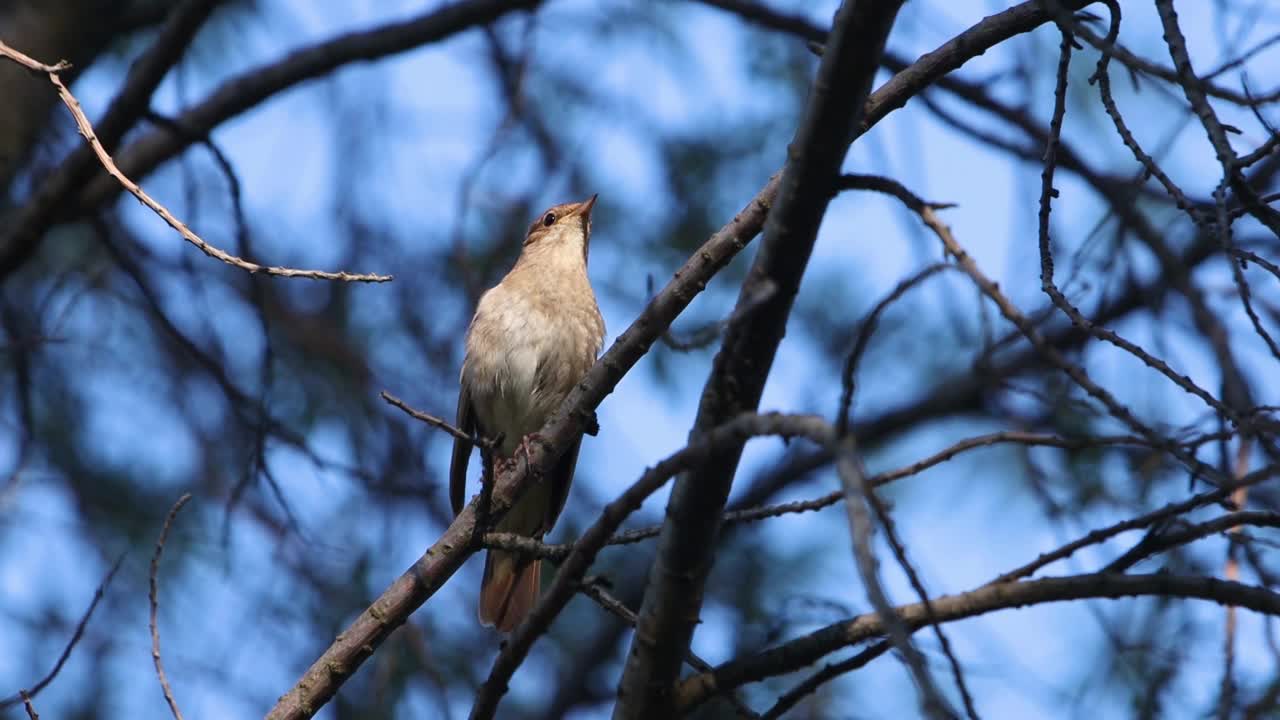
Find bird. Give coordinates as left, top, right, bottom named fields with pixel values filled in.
left=450, top=195, right=605, bottom=632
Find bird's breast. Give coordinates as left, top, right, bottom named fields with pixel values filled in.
left=462, top=282, right=604, bottom=456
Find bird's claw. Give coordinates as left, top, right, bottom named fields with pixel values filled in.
left=517, top=432, right=543, bottom=467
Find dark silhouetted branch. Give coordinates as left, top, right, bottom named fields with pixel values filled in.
left=615, top=3, right=906, bottom=716
left=0, top=555, right=125, bottom=709
left=677, top=574, right=1280, bottom=712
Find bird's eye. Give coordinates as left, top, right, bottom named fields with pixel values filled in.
left=542, top=212, right=556, bottom=227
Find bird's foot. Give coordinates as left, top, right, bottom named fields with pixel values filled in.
left=517, top=432, right=544, bottom=468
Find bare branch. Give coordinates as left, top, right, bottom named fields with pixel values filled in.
left=0, top=0, right=220, bottom=278
left=1103, top=511, right=1280, bottom=574
left=849, top=168, right=1227, bottom=484
left=835, top=437, right=955, bottom=718
left=676, top=573, right=1280, bottom=712
left=0, top=555, right=125, bottom=709
left=19, top=691, right=37, bottom=720
left=762, top=642, right=891, bottom=719
left=151, top=493, right=192, bottom=720
left=520, top=429, right=1166, bottom=560
left=615, top=4, right=906, bottom=715
left=381, top=391, right=495, bottom=448
left=991, top=464, right=1278, bottom=585
left=0, top=41, right=391, bottom=282
left=836, top=261, right=954, bottom=430
left=577, top=579, right=760, bottom=719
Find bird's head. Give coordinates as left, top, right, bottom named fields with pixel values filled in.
left=522, top=194, right=597, bottom=263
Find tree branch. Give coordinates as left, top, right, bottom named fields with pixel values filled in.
left=0, top=554, right=125, bottom=709
left=0, top=40, right=392, bottom=282
left=676, top=573, right=1280, bottom=712
left=0, top=0, right=220, bottom=278
left=614, top=2, right=906, bottom=717
left=150, top=494, right=192, bottom=720
left=835, top=437, right=957, bottom=718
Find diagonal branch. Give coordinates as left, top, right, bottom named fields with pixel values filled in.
left=0, top=0, right=221, bottom=279
left=835, top=437, right=957, bottom=718
left=0, top=40, right=392, bottom=283
left=0, top=554, right=125, bottom=709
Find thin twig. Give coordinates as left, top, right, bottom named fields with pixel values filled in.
left=851, top=170, right=1226, bottom=485
left=1101, top=511, right=1280, bottom=574
left=835, top=258, right=954, bottom=431
left=0, top=40, right=391, bottom=283
left=864, top=486, right=980, bottom=719
left=151, top=493, right=192, bottom=720
left=762, top=642, right=891, bottom=719
left=0, top=555, right=125, bottom=709
left=834, top=437, right=955, bottom=719
left=512, top=429, right=1167, bottom=560
left=381, top=390, right=495, bottom=448
left=19, top=691, right=37, bottom=720
left=992, top=464, right=1278, bottom=585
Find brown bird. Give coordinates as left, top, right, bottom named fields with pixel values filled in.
left=450, top=195, right=605, bottom=632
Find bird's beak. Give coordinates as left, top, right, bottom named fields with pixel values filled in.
left=578, top=193, right=598, bottom=219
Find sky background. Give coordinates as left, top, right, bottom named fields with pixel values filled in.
left=3, top=0, right=1280, bottom=718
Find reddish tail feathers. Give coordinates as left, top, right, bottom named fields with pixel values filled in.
left=479, top=550, right=541, bottom=632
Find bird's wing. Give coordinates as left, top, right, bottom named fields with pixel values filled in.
left=450, top=384, right=477, bottom=516
left=543, top=436, right=582, bottom=533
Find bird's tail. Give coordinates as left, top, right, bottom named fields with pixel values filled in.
left=479, top=550, right=540, bottom=632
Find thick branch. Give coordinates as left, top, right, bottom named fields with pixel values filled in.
left=614, top=2, right=905, bottom=717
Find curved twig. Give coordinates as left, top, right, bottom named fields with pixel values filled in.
left=0, top=41, right=391, bottom=283
left=151, top=493, right=192, bottom=720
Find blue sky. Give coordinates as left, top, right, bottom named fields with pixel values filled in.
left=3, top=1, right=1280, bottom=718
